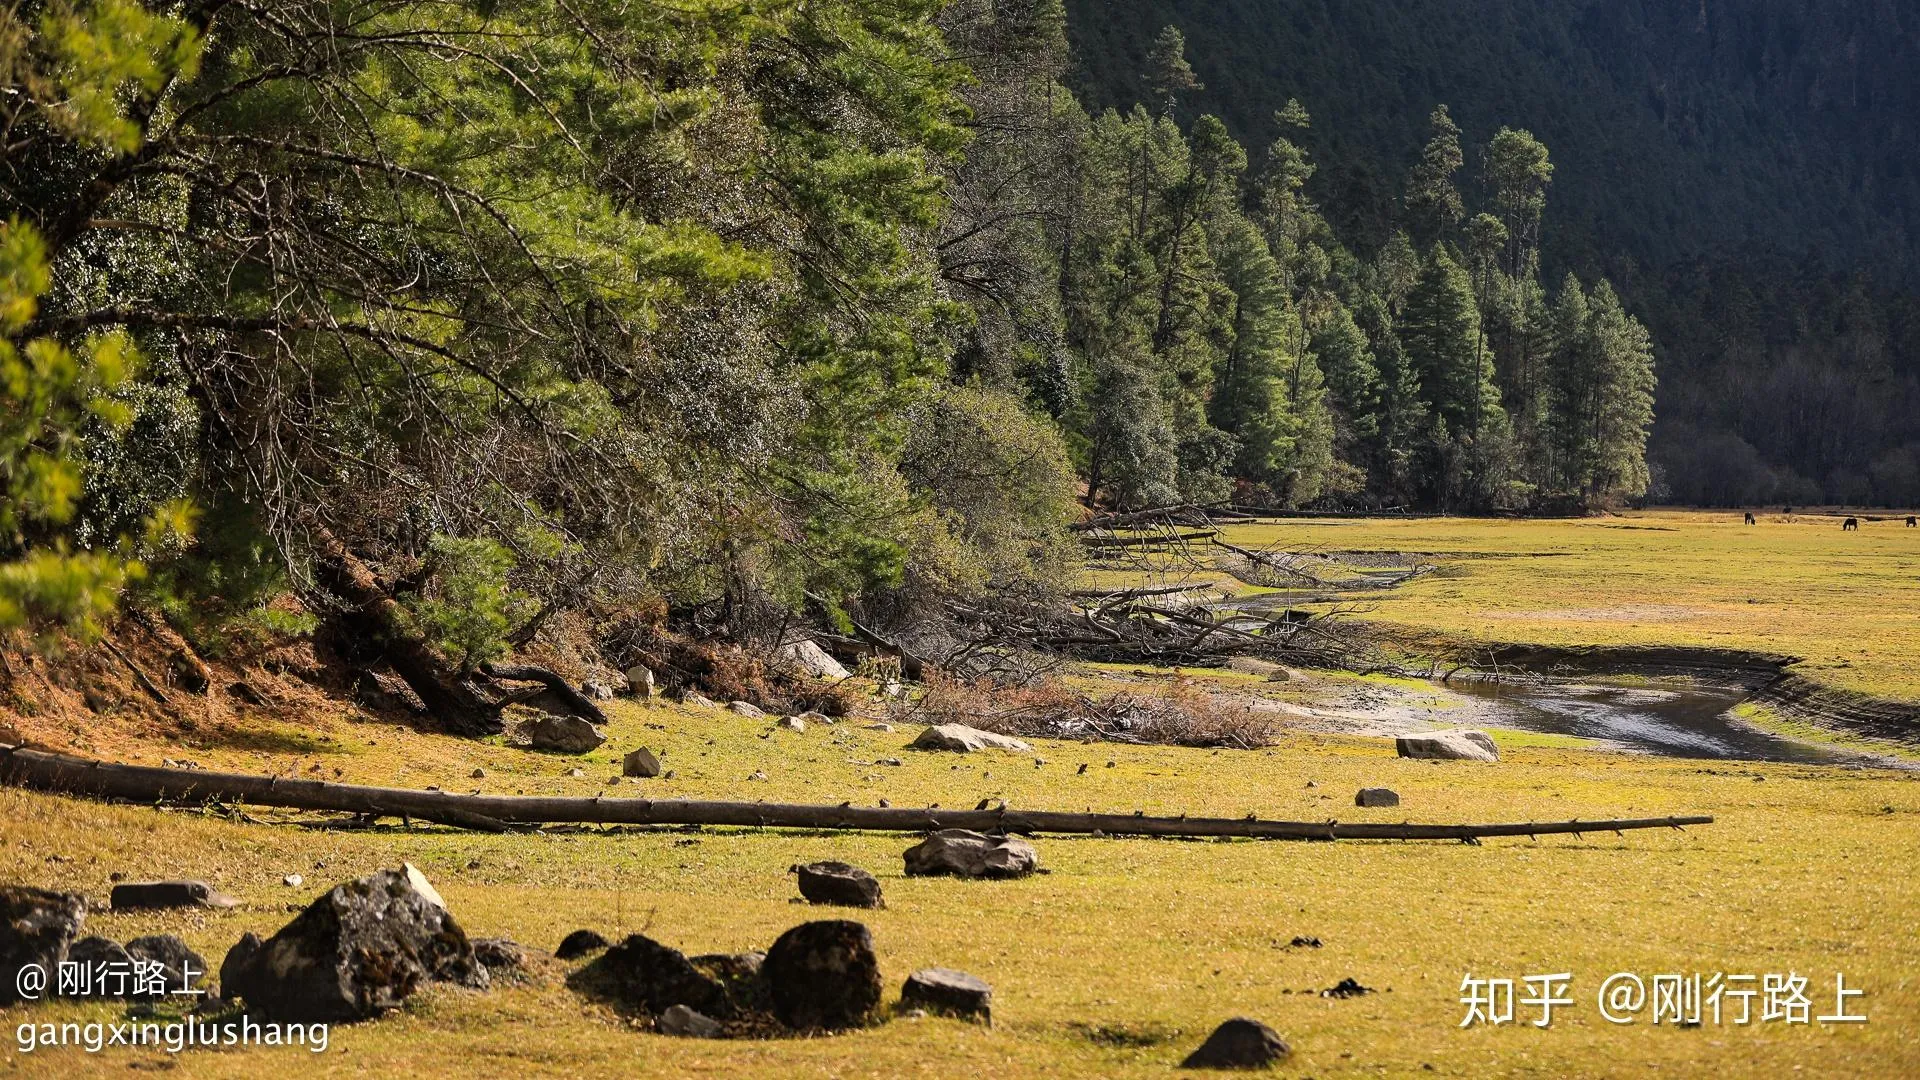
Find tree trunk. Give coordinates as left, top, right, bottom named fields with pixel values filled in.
left=303, top=515, right=503, bottom=736
left=0, top=743, right=1713, bottom=842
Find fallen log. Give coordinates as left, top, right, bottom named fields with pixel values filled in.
left=1081, top=529, right=1220, bottom=549
left=0, top=743, right=1711, bottom=842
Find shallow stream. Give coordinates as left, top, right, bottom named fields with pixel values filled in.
left=1446, top=679, right=1882, bottom=765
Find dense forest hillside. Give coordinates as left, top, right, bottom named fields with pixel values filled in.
left=1066, top=0, right=1920, bottom=505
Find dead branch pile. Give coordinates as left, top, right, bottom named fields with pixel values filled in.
left=891, top=674, right=1280, bottom=749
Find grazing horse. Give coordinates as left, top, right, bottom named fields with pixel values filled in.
left=1744, top=512, right=1756, bottom=525
left=1843, top=516, right=1859, bottom=531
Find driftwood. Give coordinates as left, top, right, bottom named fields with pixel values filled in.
left=100, top=639, right=171, bottom=705
left=0, top=743, right=1711, bottom=842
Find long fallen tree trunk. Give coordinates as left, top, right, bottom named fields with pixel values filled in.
left=0, top=743, right=1712, bottom=842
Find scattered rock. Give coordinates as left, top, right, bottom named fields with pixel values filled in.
left=625, top=665, right=656, bottom=700
left=791, top=862, right=884, bottom=909
left=748, top=770, right=768, bottom=782
left=126, top=934, right=206, bottom=994
left=1354, top=787, right=1400, bottom=808
left=282, top=874, right=304, bottom=888
left=864, top=722, right=895, bottom=733
left=470, top=938, right=526, bottom=971
left=876, top=757, right=903, bottom=767
left=903, top=830, right=1039, bottom=880
left=471, top=767, right=486, bottom=779
left=657, top=1003, right=724, bottom=1038
left=1285, top=936, right=1322, bottom=949
left=728, top=701, right=768, bottom=719
left=571, top=933, right=733, bottom=1018
left=521, top=713, right=607, bottom=754
left=1320, top=977, right=1374, bottom=998
left=555, top=929, right=609, bottom=960
left=623, top=747, right=663, bottom=778
left=219, top=864, right=486, bottom=1023
left=1395, top=729, right=1498, bottom=762
left=567, top=767, right=586, bottom=778
left=776, top=639, right=851, bottom=680
left=582, top=680, right=616, bottom=702
left=110, top=879, right=239, bottom=910
left=909, top=724, right=1033, bottom=754
left=681, top=692, right=717, bottom=709
left=762, top=920, right=882, bottom=1031
left=1180, top=1017, right=1291, bottom=1069
left=794, top=710, right=833, bottom=726
left=900, top=968, right=992, bottom=1023
left=776, top=715, right=807, bottom=732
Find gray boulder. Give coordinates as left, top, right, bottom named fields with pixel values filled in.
left=903, top=830, right=1039, bottom=879
left=63, top=937, right=134, bottom=998
left=901, top=968, right=992, bottom=1023
left=1354, top=787, right=1401, bottom=808
left=791, top=862, right=884, bottom=909
left=776, top=639, right=850, bottom=680
left=623, top=747, right=663, bottom=778
left=1181, top=1017, right=1291, bottom=1069
left=625, top=665, right=656, bottom=699
left=657, top=1003, right=724, bottom=1037
left=110, top=880, right=238, bottom=910
left=762, top=920, right=881, bottom=1031
left=219, top=864, right=486, bottom=1023
left=909, top=724, right=1033, bottom=754
left=1, top=886, right=86, bottom=1006
left=1395, top=729, right=1498, bottom=762
left=728, top=700, right=768, bottom=719
left=522, top=713, right=606, bottom=754
left=470, top=938, right=526, bottom=971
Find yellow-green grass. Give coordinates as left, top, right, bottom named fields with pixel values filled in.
left=5, top=695, right=1919, bottom=1077
left=1102, top=509, right=1920, bottom=703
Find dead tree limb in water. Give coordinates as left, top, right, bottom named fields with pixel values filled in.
left=0, top=743, right=1712, bottom=842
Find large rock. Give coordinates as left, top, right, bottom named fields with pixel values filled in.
left=623, top=747, right=662, bottom=778
left=470, top=938, right=526, bottom=972
left=903, top=830, right=1039, bottom=879
left=901, top=968, right=992, bottom=1023
left=521, top=713, right=606, bottom=754
left=63, top=937, right=134, bottom=998
left=762, top=920, right=882, bottom=1031
left=625, top=665, right=656, bottom=700
left=1354, top=787, right=1400, bottom=808
left=909, top=724, right=1033, bottom=754
left=776, top=639, right=850, bottom=680
left=791, top=862, right=884, bottom=909
left=1180, top=1017, right=1291, bottom=1069
left=218, top=864, right=486, bottom=1023
left=570, top=933, right=733, bottom=1018
left=1395, top=729, right=1498, bottom=762
left=110, top=879, right=238, bottom=910
left=1, top=886, right=86, bottom=1006
left=657, top=1003, right=724, bottom=1038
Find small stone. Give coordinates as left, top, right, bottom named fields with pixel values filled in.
left=1321, top=977, right=1375, bottom=998
left=1181, top=1017, right=1291, bottom=1069
left=681, top=692, right=717, bottom=709
left=863, top=723, right=895, bottom=733
left=582, top=681, right=616, bottom=702
left=1106, top=760, right=1116, bottom=768
left=567, top=767, right=585, bottom=778
left=522, top=713, right=607, bottom=754
left=729, top=700, right=768, bottom=719
left=109, top=880, right=238, bottom=911
left=554, top=929, right=609, bottom=960
left=791, top=862, right=884, bottom=909
left=1355, top=787, right=1400, bottom=808
left=794, top=710, right=833, bottom=726
left=657, top=1003, right=724, bottom=1038
left=1304, top=780, right=1318, bottom=788
left=623, top=747, right=663, bottom=778
left=282, top=874, right=303, bottom=888
left=607, top=776, right=623, bottom=785
left=749, top=770, right=768, bottom=782
left=876, top=757, right=902, bottom=767
left=471, top=767, right=486, bottom=779
left=901, top=968, right=992, bottom=1023
left=777, top=715, right=807, bottom=732
left=625, top=665, right=656, bottom=700
left=471, top=937, right=526, bottom=971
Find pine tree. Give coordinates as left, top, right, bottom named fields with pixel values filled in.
left=1405, top=105, right=1465, bottom=249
